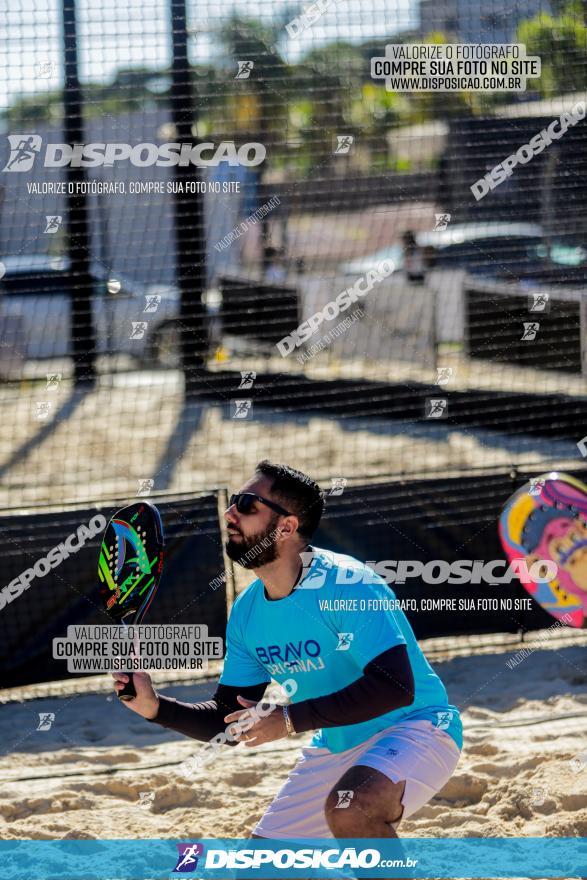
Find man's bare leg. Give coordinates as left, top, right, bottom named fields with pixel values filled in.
left=325, top=765, right=408, bottom=880
left=252, top=767, right=408, bottom=878
left=324, top=765, right=405, bottom=838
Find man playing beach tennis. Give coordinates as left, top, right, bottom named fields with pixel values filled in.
left=112, top=460, right=462, bottom=839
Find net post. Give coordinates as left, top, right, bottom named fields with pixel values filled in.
left=169, top=0, right=208, bottom=393
left=61, top=0, right=97, bottom=386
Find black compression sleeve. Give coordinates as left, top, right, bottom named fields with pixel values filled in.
left=147, top=681, right=269, bottom=744
left=288, top=644, right=415, bottom=733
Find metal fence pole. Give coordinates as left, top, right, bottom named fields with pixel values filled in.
left=62, top=0, right=97, bottom=384
left=169, top=0, right=208, bottom=392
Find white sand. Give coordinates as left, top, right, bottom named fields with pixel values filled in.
left=0, top=371, right=579, bottom=511
left=1, top=638, right=586, bottom=845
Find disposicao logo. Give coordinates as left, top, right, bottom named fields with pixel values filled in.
left=3, top=136, right=266, bottom=171
left=3, top=135, right=43, bottom=172
left=173, top=843, right=204, bottom=873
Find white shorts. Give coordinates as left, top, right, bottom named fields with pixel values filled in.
left=254, top=719, right=461, bottom=839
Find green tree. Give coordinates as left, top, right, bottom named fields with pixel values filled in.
left=217, top=14, right=291, bottom=267
left=5, top=68, right=171, bottom=126
left=518, top=5, right=587, bottom=94
left=218, top=14, right=290, bottom=148
left=412, top=31, right=476, bottom=120
left=291, top=41, right=365, bottom=170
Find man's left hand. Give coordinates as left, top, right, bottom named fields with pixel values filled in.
left=224, top=695, right=288, bottom=747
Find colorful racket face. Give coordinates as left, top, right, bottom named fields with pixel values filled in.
left=98, top=501, right=164, bottom=624
left=98, top=502, right=164, bottom=699
left=499, top=472, right=587, bottom=628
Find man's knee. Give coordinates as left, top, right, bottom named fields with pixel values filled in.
left=324, top=767, right=406, bottom=835
left=325, top=786, right=371, bottom=835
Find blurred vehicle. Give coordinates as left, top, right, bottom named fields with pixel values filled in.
left=0, top=255, right=180, bottom=364
left=338, top=223, right=587, bottom=345
left=341, top=244, right=404, bottom=277
left=340, top=223, right=587, bottom=286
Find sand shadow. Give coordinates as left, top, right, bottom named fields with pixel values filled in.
left=3, top=645, right=586, bottom=763
left=152, top=398, right=206, bottom=490
left=0, top=386, right=91, bottom=485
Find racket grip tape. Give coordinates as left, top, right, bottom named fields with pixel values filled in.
left=118, top=672, right=137, bottom=701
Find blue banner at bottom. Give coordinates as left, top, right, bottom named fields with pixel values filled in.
left=2, top=837, right=586, bottom=879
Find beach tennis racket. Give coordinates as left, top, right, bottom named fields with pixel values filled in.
left=97, top=501, right=165, bottom=700
left=499, top=471, right=587, bottom=628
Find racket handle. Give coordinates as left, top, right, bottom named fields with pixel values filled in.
left=118, top=672, right=136, bottom=702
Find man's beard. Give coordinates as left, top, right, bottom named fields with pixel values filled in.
left=225, top=513, right=280, bottom=568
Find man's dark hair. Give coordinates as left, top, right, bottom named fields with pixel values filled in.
left=255, top=460, right=324, bottom=540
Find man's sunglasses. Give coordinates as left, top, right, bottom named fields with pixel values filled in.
left=229, top=493, right=291, bottom=517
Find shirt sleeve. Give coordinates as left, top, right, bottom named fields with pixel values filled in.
left=149, top=681, right=268, bottom=743
left=334, top=575, right=407, bottom=669
left=219, top=611, right=271, bottom=687
left=288, top=644, right=415, bottom=733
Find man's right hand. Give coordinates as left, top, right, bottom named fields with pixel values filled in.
left=112, top=671, right=160, bottom=720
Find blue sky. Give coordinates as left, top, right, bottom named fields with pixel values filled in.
left=1, top=0, right=415, bottom=113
